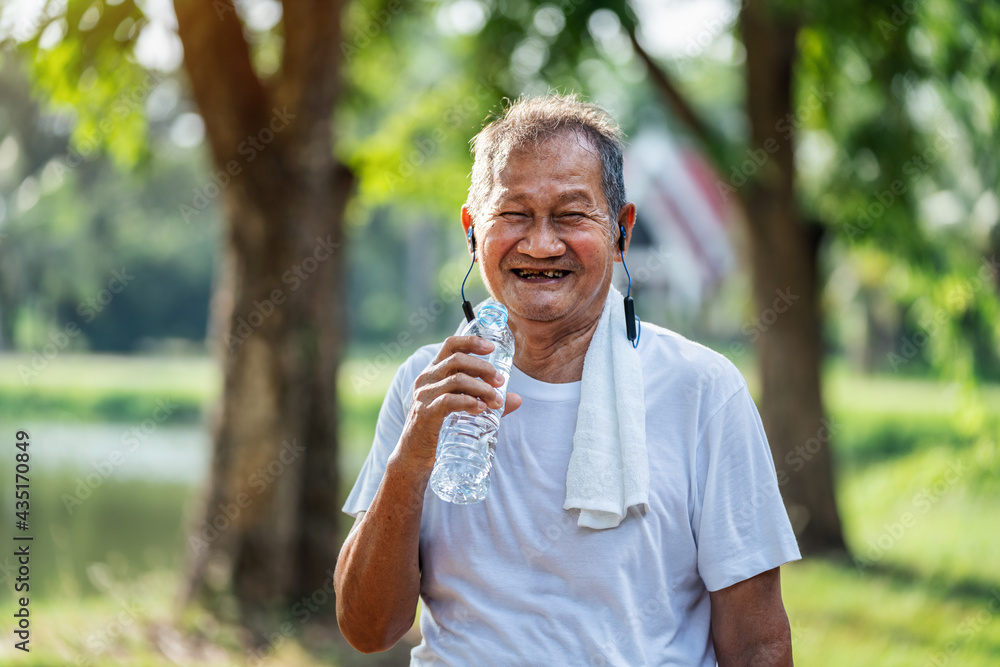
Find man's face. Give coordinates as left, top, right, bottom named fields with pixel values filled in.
left=466, top=131, right=629, bottom=329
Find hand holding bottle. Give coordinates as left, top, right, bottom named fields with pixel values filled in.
left=397, top=334, right=521, bottom=471
left=429, top=301, right=516, bottom=504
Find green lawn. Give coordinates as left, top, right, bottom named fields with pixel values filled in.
left=784, top=558, right=1000, bottom=666
left=0, top=352, right=997, bottom=665
left=0, top=353, right=215, bottom=423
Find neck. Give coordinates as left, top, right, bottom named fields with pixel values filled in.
left=510, top=310, right=603, bottom=383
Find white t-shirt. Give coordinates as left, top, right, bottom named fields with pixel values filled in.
left=343, top=322, right=801, bottom=666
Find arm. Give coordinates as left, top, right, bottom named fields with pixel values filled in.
left=334, top=452, right=432, bottom=654
left=709, top=567, right=793, bottom=666
left=334, top=335, right=520, bottom=653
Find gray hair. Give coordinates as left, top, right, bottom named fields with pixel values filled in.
left=466, top=94, right=627, bottom=230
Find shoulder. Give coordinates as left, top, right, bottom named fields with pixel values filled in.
left=637, top=322, right=747, bottom=404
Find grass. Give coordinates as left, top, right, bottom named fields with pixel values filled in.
left=0, top=568, right=399, bottom=666
left=784, top=559, right=1000, bottom=666
left=0, top=351, right=997, bottom=665
left=0, top=353, right=214, bottom=423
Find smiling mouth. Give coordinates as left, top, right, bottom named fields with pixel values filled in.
left=512, top=268, right=570, bottom=280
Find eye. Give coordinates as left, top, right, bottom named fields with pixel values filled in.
left=501, top=211, right=528, bottom=220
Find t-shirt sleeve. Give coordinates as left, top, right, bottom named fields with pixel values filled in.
left=341, top=348, right=435, bottom=518
left=693, top=384, right=802, bottom=592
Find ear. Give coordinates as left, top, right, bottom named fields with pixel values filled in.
left=461, top=206, right=476, bottom=258
left=613, top=203, right=637, bottom=263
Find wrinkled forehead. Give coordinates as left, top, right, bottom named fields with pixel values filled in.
left=484, top=132, right=606, bottom=218
left=491, top=127, right=601, bottom=182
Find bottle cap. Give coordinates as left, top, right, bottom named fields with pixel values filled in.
left=478, top=301, right=509, bottom=326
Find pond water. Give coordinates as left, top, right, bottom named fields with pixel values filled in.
left=0, top=421, right=209, bottom=600
left=13, top=420, right=212, bottom=484
left=0, top=420, right=366, bottom=600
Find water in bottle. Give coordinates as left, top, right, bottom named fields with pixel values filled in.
left=430, top=301, right=515, bottom=504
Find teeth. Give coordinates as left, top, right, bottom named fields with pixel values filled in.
left=516, top=269, right=566, bottom=278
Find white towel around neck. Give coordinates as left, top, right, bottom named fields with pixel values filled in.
left=562, top=285, right=649, bottom=528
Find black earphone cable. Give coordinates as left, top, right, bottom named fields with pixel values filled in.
left=620, top=225, right=640, bottom=348
left=461, top=228, right=477, bottom=322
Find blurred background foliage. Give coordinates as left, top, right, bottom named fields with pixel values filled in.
left=0, top=0, right=996, bottom=375
left=0, top=0, right=998, bottom=665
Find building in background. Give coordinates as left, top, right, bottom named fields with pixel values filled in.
left=617, top=127, right=739, bottom=329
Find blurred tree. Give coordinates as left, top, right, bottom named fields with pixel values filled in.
left=0, top=54, right=216, bottom=354
left=7, top=0, right=352, bottom=612
left=799, top=0, right=1000, bottom=387
left=171, top=0, right=352, bottom=609
left=647, top=0, right=998, bottom=552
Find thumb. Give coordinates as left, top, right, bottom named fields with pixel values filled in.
left=502, top=391, right=522, bottom=417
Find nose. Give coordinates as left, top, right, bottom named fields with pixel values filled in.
left=516, top=218, right=565, bottom=258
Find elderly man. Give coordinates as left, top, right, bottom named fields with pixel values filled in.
left=335, top=95, right=800, bottom=665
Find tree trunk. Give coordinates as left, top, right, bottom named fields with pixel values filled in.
left=741, top=2, right=846, bottom=554
left=630, top=0, right=848, bottom=554
left=194, top=164, right=352, bottom=606
left=173, top=0, right=351, bottom=610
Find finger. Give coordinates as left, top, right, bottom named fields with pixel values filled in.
left=501, top=391, right=522, bottom=417
left=429, top=392, right=490, bottom=418
left=435, top=335, right=495, bottom=362
left=424, top=352, right=503, bottom=387
left=414, top=373, right=501, bottom=412
left=400, top=392, right=486, bottom=462
left=429, top=373, right=505, bottom=410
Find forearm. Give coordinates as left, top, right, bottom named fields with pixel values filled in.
left=716, top=638, right=793, bottom=667
left=335, top=449, right=433, bottom=653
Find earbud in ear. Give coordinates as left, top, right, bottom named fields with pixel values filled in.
left=618, top=225, right=627, bottom=253
left=467, top=226, right=476, bottom=252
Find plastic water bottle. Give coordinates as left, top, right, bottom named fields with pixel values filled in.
left=430, top=301, right=515, bottom=504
